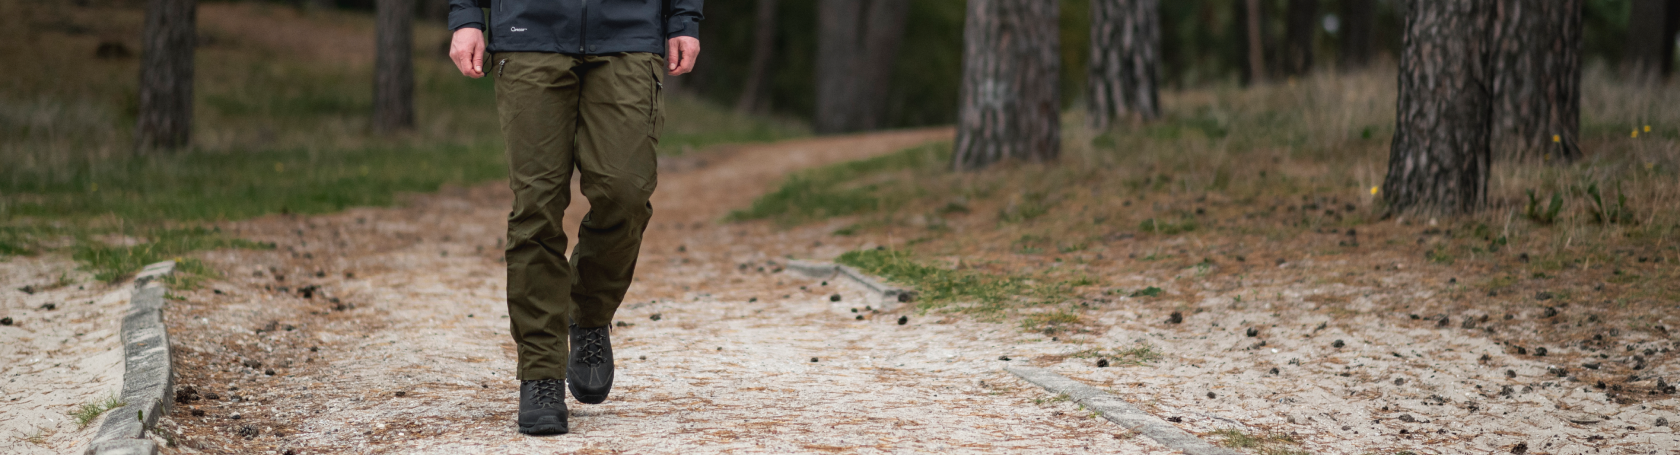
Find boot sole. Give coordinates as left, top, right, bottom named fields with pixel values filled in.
left=570, top=387, right=609, bottom=405
left=518, top=416, right=569, bottom=435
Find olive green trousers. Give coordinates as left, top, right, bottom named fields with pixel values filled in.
left=495, top=52, right=663, bottom=380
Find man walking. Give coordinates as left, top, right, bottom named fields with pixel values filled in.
left=445, top=0, right=703, bottom=436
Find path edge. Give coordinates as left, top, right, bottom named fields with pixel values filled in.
left=85, top=261, right=177, bottom=455
left=784, top=260, right=912, bottom=307
left=1006, top=366, right=1242, bottom=455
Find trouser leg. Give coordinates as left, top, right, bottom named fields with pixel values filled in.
left=497, top=52, right=581, bottom=381
left=570, top=53, right=663, bottom=329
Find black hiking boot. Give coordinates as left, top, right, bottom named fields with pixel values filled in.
left=567, top=324, right=614, bottom=404
left=518, top=379, right=568, bottom=435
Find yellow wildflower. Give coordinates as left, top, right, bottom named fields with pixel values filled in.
left=1552, top=135, right=1560, bottom=143
left=1633, top=130, right=1639, bottom=138
left=1370, top=186, right=1379, bottom=195
left=1645, top=125, right=1652, bottom=132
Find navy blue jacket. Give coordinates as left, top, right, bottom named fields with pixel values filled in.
left=448, top=0, right=703, bottom=56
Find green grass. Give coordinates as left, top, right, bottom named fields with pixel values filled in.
left=836, top=248, right=1029, bottom=310
left=70, top=394, right=125, bottom=429
left=1211, top=429, right=1308, bottom=455
left=727, top=142, right=948, bottom=224
left=1069, top=344, right=1161, bottom=366
left=71, top=227, right=271, bottom=282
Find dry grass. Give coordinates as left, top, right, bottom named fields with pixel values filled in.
left=753, top=65, right=1678, bottom=402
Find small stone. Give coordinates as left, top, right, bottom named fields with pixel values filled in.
left=1511, top=442, right=1528, bottom=454
left=1506, top=369, right=1517, bottom=379
left=206, top=392, right=220, bottom=400
left=242, top=360, right=262, bottom=369
left=830, top=294, right=843, bottom=302
left=1166, top=416, right=1183, bottom=423
left=1167, top=312, right=1183, bottom=324
left=810, top=357, right=819, bottom=363
left=1535, top=347, right=1548, bottom=356
left=1394, top=378, right=1406, bottom=386
left=0, top=317, right=11, bottom=326
left=639, top=355, right=646, bottom=360
left=1332, top=340, right=1345, bottom=348
left=395, top=391, right=406, bottom=397
left=1542, top=307, right=1558, bottom=318
left=1207, top=392, right=1216, bottom=399
left=1398, top=414, right=1416, bottom=422
left=1516, top=346, right=1527, bottom=355
left=998, top=356, right=1011, bottom=361
left=1657, top=417, right=1668, bottom=427
left=1583, top=362, right=1600, bottom=370
left=1480, top=353, right=1491, bottom=362
left=1268, top=367, right=1279, bottom=375
left=238, top=424, right=258, bottom=437
left=39, top=303, right=55, bottom=311
left=1246, top=327, right=1259, bottom=337
left=230, top=413, right=242, bottom=420
left=855, top=315, right=863, bottom=320
left=1097, top=359, right=1109, bottom=368
left=851, top=308, right=858, bottom=313
left=1437, top=317, right=1450, bottom=328
left=264, top=369, right=275, bottom=376
left=897, top=316, right=908, bottom=325
left=650, top=313, right=662, bottom=321
left=190, top=409, right=205, bottom=417
left=1535, top=291, right=1553, bottom=301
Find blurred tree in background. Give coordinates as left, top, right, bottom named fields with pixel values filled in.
left=119, top=0, right=1680, bottom=132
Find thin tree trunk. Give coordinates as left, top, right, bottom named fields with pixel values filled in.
left=136, top=0, right=196, bottom=153
left=1338, top=0, right=1376, bottom=70
left=814, top=0, right=910, bottom=134
left=1490, top=0, right=1582, bottom=163
left=953, top=0, right=1060, bottom=171
left=736, top=0, right=778, bottom=114
left=1244, top=0, right=1267, bottom=84
left=1626, top=0, right=1680, bottom=82
left=306, top=0, right=335, bottom=11
left=374, top=0, right=415, bottom=133
left=1283, top=0, right=1318, bottom=76
left=1087, top=0, right=1161, bottom=130
left=1383, top=0, right=1493, bottom=216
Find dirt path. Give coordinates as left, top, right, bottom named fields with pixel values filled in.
left=0, top=256, right=130, bottom=454
left=158, top=129, right=1170, bottom=454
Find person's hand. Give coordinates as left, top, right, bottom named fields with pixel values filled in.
left=450, top=28, right=487, bottom=78
left=666, top=36, right=700, bottom=76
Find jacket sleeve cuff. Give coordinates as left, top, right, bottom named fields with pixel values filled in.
left=666, top=17, right=700, bottom=39
left=448, top=7, right=485, bottom=32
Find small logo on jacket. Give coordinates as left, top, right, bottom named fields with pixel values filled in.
left=510, top=26, right=527, bottom=32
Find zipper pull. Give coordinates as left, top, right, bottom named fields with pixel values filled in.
left=497, top=59, right=508, bottom=77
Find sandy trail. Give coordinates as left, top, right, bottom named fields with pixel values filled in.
left=0, top=256, right=131, bottom=454
left=158, top=129, right=1167, bottom=454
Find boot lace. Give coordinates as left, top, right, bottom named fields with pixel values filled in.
left=573, top=326, right=607, bottom=367
left=526, top=379, right=565, bottom=409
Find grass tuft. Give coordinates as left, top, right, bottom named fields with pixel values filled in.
left=70, top=394, right=125, bottom=429
left=1212, top=429, right=1307, bottom=455
left=729, top=143, right=948, bottom=224
left=71, top=228, right=271, bottom=283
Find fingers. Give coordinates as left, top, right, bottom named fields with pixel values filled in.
left=676, top=40, right=699, bottom=76
left=450, top=28, right=486, bottom=78
left=470, top=42, right=485, bottom=78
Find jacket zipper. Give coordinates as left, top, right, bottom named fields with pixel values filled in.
left=497, top=58, right=508, bottom=77
left=579, top=0, right=589, bottom=53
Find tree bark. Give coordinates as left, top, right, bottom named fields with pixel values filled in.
left=1087, top=0, right=1160, bottom=130
left=136, top=0, right=196, bottom=153
left=1338, top=0, right=1376, bottom=70
left=305, top=0, right=335, bottom=11
left=1626, top=0, right=1680, bottom=82
left=374, top=0, right=415, bottom=133
left=1243, top=0, right=1267, bottom=84
left=813, top=0, right=910, bottom=134
left=736, top=0, right=779, bottom=114
left=953, top=0, right=1060, bottom=171
left=1383, top=0, right=1493, bottom=216
left=1283, top=0, right=1318, bottom=76
left=1490, top=0, right=1582, bottom=162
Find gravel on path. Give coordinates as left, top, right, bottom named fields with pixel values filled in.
left=158, top=129, right=1171, bottom=453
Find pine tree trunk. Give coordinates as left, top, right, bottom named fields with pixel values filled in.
left=1490, top=0, right=1582, bottom=162
left=1338, top=0, right=1376, bottom=70
left=814, top=0, right=910, bottom=134
left=1283, top=0, right=1318, bottom=76
left=1087, top=0, right=1161, bottom=130
left=374, top=0, right=415, bottom=133
left=136, top=0, right=196, bottom=153
left=952, top=0, right=1061, bottom=171
left=306, top=0, right=335, bottom=11
left=1243, top=0, right=1267, bottom=84
left=1383, top=0, right=1493, bottom=216
left=1626, top=0, right=1680, bottom=82
left=736, top=0, right=779, bottom=114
